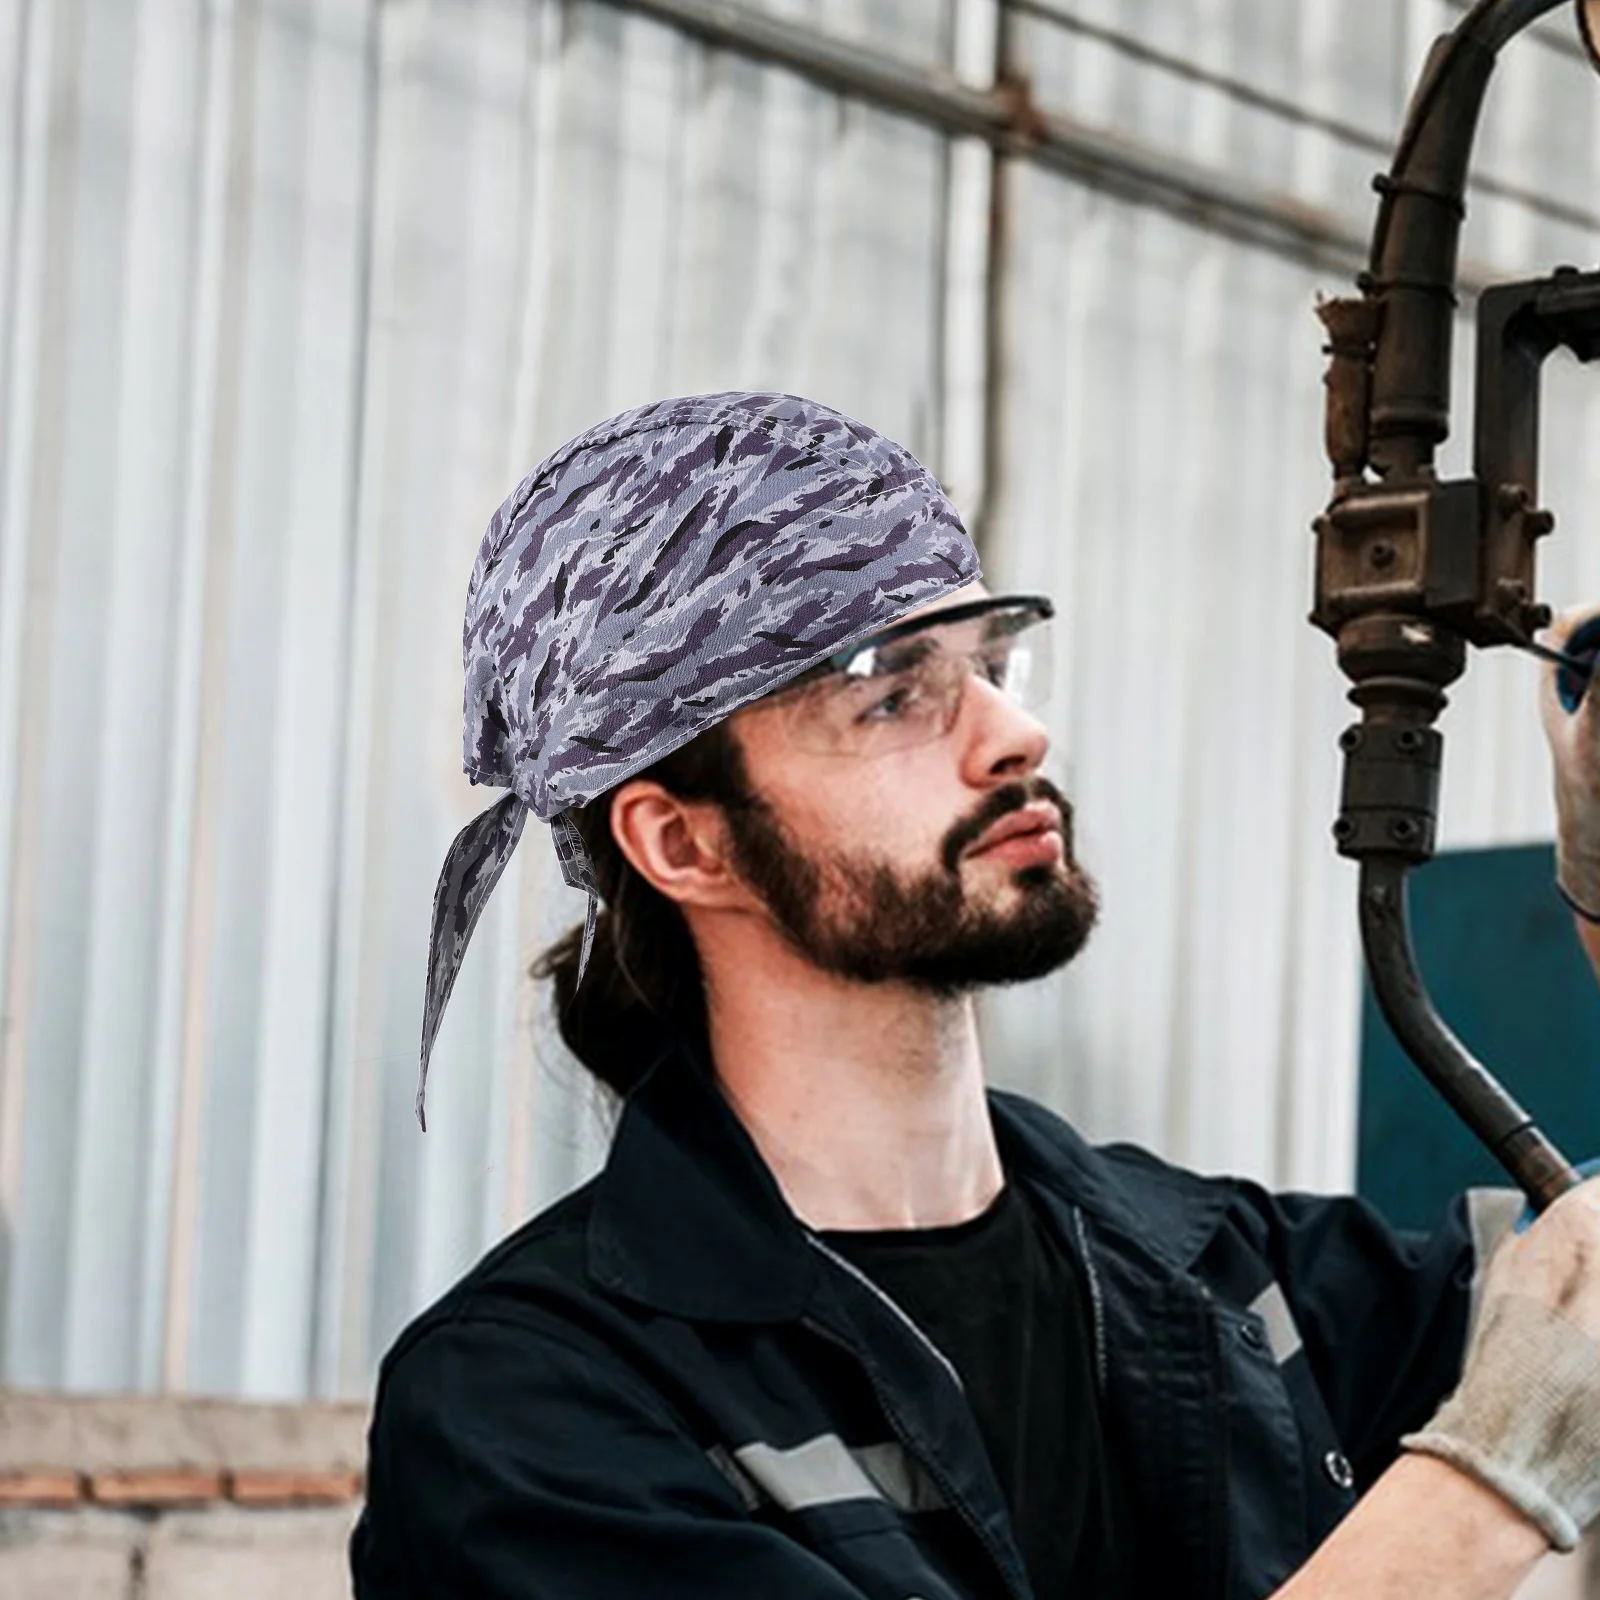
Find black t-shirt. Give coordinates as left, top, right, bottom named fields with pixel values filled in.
left=821, top=1184, right=1116, bottom=1599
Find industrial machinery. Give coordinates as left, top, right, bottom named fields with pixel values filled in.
left=1313, top=0, right=1600, bottom=1209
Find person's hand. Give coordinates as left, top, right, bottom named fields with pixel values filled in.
left=1537, top=606, right=1600, bottom=919
left=1485, top=1176, right=1600, bottom=1340
left=1403, top=1177, right=1600, bottom=1549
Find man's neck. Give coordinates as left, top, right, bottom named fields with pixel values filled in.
left=702, top=945, right=1005, bottom=1233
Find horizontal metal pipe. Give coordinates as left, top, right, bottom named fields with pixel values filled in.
left=599, top=0, right=1528, bottom=287
left=600, top=0, right=1375, bottom=275
left=598, top=0, right=1009, bottom=139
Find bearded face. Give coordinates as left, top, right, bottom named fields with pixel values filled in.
left=717, top=773, right=1099, bottom=995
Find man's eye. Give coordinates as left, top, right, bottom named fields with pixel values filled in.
left=858, top=682, right=920, bottom=722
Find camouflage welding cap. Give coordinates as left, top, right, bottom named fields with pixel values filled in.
left=417, top=390, right=981, bottom=1127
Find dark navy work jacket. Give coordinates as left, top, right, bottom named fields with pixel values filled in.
left=352, top=1046, right=1505, bottom=1599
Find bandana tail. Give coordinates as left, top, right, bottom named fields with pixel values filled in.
left=549, top=809, right=602, bottom=985
left=417, top=792, right=529, bottom=1131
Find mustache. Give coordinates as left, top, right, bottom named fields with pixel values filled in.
left=941, top=778, right=1076, bottom=875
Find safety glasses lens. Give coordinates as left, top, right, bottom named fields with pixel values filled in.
left=782, top=606, right=1051, bottom=757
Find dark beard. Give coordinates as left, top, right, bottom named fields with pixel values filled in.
left=719, top=775, right=1099, bottom=994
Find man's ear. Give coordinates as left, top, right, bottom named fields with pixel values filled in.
left=608, top=779, right=753, bottom=911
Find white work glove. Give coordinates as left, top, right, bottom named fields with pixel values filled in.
left=1539, top=605, right=1600, bottom=920
left=1403, top=1178, right=1600, bottom=1550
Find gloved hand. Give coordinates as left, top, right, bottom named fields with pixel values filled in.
left=1537, top=608, right=1600, bottom=920
left=1403, top=1177, right=1600, bottom=1550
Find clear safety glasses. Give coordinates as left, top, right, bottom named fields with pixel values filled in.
left=767, top=594, right=1055, bottom=759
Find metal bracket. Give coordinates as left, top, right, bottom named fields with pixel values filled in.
left=1471, top=266, right=1600, bottom=643
left=1311, top=480, right=1482, bottom=634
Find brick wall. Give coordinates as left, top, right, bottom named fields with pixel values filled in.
left=0, top=1391, right=366, bottom=1600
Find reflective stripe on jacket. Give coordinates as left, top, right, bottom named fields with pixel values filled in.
left=352, top=1045, right=1508, bottom=1599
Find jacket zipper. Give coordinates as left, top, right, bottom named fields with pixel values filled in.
left=806, top=1235, right=964, bottom=1390
left=802, top=1237, right=1028, bottom=1600
left=1069, top=1206, right=1109, bottom=1394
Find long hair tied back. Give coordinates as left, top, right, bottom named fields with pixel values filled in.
left=530, top=719, right=749, bottom=1097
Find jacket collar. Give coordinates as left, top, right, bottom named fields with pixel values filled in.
left=987, top=1088, right=1233, bottom=1271
left=587, top=1045, right=822, bottom=1323
left=587, top=1046, right=1232, bottom=1323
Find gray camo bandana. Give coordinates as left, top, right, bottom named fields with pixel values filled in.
left=418, top=391, right=981, bottom=1127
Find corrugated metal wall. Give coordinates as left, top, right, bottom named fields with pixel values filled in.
left=2, top=0, right=1598, bottom=1401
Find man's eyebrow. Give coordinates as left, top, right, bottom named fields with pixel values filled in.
left=980, top=610, right=1029, bottom=642
left=862, top=635, right=937, bottom=672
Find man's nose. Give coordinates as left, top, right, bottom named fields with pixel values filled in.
left=956, top=674, right=1051, bottom=784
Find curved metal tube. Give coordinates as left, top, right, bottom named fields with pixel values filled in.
left=1363, top=0, right=1569, bottom=483
left=1474, top=0, right=1569, bottom=51
left=1359, top=858, right=1580, bottom=1210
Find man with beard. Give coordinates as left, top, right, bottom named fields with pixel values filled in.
left=353, top=393, right=1600, bottom=1600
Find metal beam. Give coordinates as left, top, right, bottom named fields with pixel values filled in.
left=601, top=0, right=1378, bottom=277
